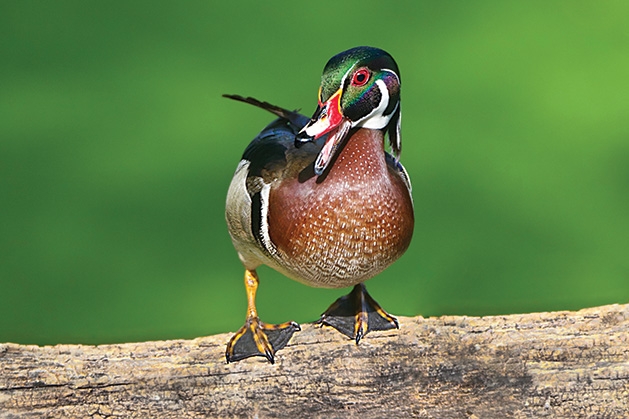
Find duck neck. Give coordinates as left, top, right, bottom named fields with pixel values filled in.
left=324, top=128, right=387, bottom=182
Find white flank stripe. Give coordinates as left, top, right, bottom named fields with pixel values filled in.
left=259, top=183, right=277, bottom=255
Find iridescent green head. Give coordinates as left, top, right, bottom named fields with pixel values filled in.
left=297, top=46, right=402, bottom=176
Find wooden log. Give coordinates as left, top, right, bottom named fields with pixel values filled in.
left=1, top=304, right=628, bottom=418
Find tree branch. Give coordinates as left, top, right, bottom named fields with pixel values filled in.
left=1, top=304, right=628, bottom=418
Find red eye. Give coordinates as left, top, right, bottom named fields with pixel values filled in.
left=351, top=69, right=370, bottom=86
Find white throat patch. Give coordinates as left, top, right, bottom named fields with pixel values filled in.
left=354, top=78, right=392, bottom=130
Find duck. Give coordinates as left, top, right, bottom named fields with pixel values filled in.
left=224, top=46, right=414, bottom=363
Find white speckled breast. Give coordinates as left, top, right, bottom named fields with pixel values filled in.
left=267, top=129, right=414, bottom=288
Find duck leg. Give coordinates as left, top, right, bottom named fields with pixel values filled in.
left=226, top=269, right=300, bottom=364
left=318, top=284, right=399, bottom=344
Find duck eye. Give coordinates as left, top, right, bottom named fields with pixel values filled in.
left=351, top=69, right=370, bottom=86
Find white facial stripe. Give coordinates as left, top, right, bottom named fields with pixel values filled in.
left=338, top=65, right=354, bottom=91
left=327, top=66, right=399, bottom=130
left=381, top=68, right=400, bottom=83
left=353, top=79, right=392, bottom=129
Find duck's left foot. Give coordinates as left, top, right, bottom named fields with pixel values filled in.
left=317, top=284, right=399, bottom=344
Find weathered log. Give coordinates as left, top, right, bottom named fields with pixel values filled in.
left=1, top=304, right=628, bottom=418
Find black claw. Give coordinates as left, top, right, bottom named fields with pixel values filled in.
left=392, top=317, right=400, bottom=329
left=355, top=328, right=364, bottom=345
left=264, top=350, right=275, bottom=364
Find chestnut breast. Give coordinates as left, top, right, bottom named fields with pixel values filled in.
left=267, top=129, right=414, bottom=288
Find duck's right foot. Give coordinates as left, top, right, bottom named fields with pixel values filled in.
left=226, top=317, right=300, bottom=364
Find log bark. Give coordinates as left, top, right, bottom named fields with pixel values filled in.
left=1, top=304, right=628, bottom=418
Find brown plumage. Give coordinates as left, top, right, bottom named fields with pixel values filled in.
left=267, top=128, right=413, bottom=287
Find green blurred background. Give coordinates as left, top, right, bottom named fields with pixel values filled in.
left=1, top=1, right=628, bottom=346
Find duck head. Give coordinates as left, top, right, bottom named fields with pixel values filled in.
left=296, top=46, right=402, bottom=176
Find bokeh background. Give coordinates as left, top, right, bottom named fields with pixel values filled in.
left=1, top=1, right=628, bottom=345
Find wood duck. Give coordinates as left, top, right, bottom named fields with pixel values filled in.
left=224, top=46, right=414, bottom=363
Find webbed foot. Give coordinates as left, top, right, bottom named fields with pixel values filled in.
left=226, top=317, right=300, bottom=364
left=226, top=269, right=300, bottom=364
left=318, top=284, right=398, bottom=343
